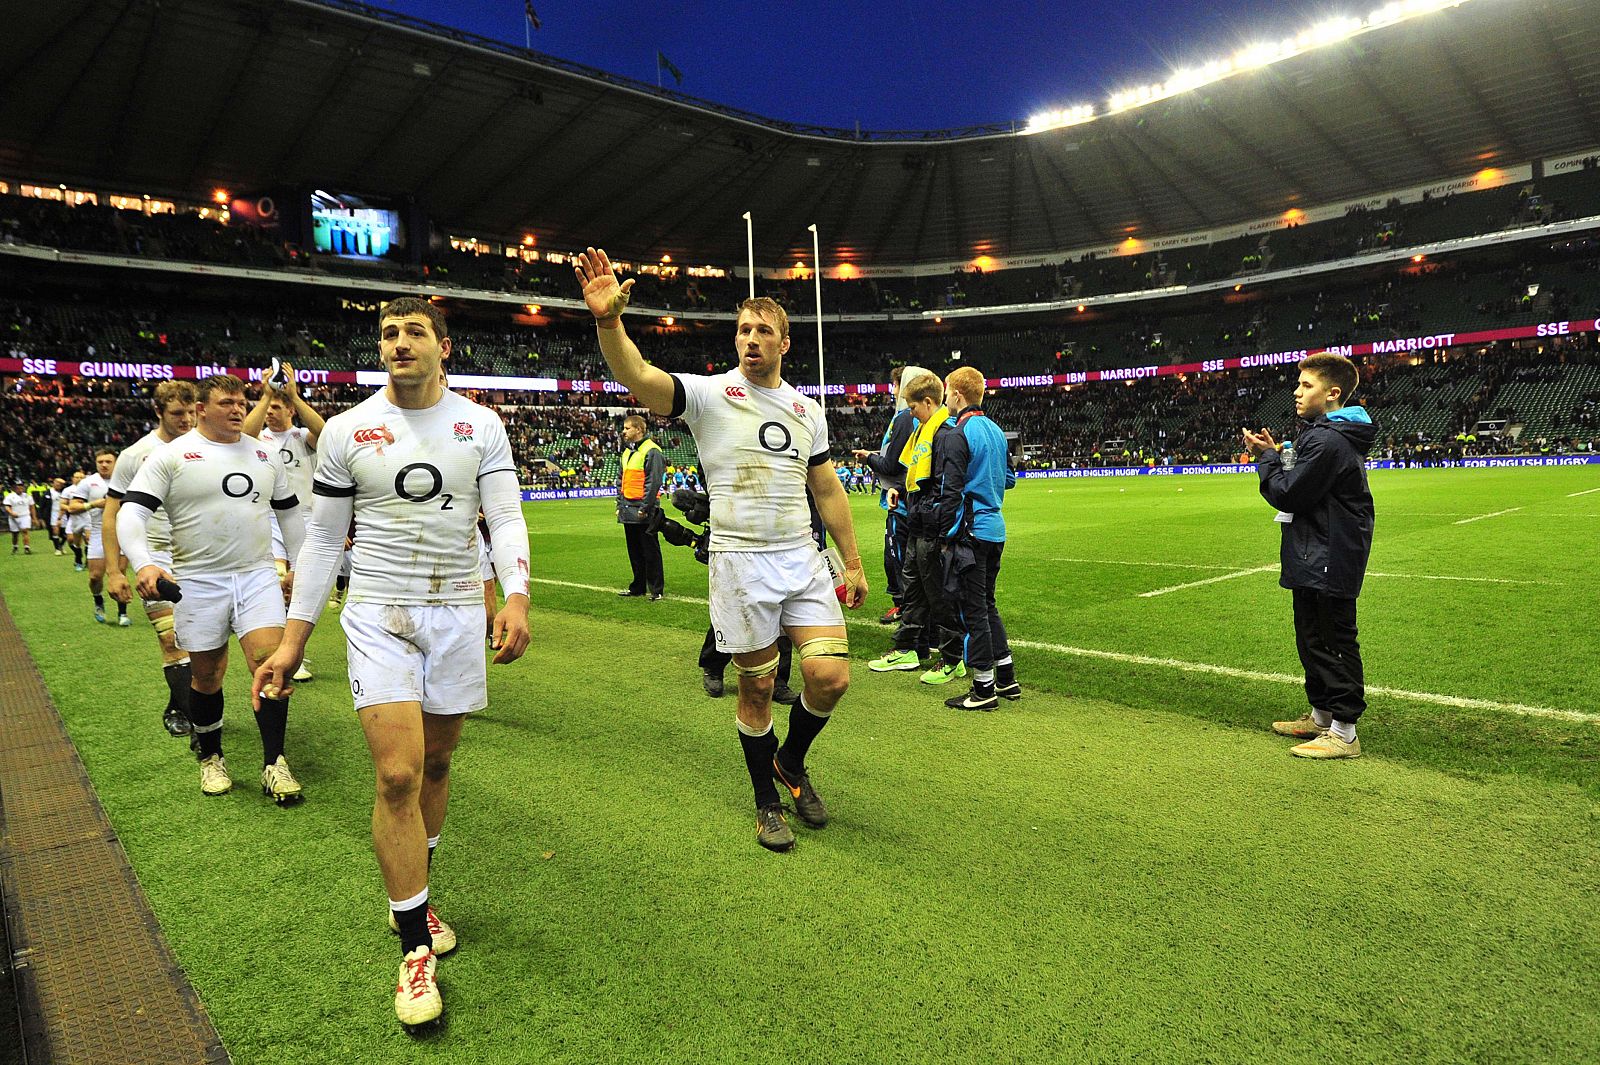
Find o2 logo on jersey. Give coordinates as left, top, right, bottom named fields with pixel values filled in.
left=757, top=421, right=800, bottom=460
left=221, top=472, right=258, bottom=502
left=724, top=386, right=747, bottom=400
left=394, top=462, right=453, bottom=511
left=452, top=421, right=474, bottom=443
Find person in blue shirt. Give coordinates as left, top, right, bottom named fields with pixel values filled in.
left=932, top=366, right=1019, bottom=711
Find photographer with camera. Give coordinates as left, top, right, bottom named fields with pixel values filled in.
left=616, top=414, right=666, bottom=600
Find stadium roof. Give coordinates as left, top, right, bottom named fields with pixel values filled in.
left=4, top=0, right=1599, bottom=269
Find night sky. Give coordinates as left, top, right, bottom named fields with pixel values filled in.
left=374, top=0, right=1338, bottom=130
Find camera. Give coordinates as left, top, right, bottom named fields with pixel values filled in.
left=651, top=487, right=711, bottom=564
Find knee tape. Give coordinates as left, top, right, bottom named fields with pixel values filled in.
left=152, top=613, right=175, bottom=636
left=798, top=636, right=850, bottom=662
left=732, top=652, right=781, bottom=679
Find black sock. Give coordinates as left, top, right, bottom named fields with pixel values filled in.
left=71, top=544, right=82, bottom=564
left=393, top=899, right=431, bottom=955
left=997, top=657, right=1016, bottom=687
left=163, top=660, right=192, bottom=716
left=93, top=593, right=104, bottom=609
left=335, top=575, right=348, bottom=593
left=189, top=688, right=224, bottom=759
left=737, top=724, right=781, bottom=809
left=117, top=601, right=127, bottom=618
left=257, top=697, right=289, bottom=766
left=777, top=696, right=830, bottom=778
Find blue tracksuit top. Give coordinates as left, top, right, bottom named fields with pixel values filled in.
left=937, top=407, right=1014, bottom=543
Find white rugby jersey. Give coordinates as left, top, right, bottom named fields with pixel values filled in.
left=108, top=431, right=175, bottom=551
left=124, top=429, right=295, bottom=578
left=260, top=425, right=315, bottom=520
left=66, top=474, right=111, bottom=531
left=3, top=492, right=30, bottom=519
left=312, top=389, right=517, bottom=606
left=671, top=369, right=829, bottom=553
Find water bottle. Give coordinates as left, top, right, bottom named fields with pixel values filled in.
left=1281, top=441, right=1296, bottom=469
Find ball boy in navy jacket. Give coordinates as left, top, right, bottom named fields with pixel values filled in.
left=1243, top=353, right=1377, bottom=759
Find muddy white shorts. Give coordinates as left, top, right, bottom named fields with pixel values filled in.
left=707, top=545, right=844, bottom=654
left=173, top=568, right=286, bottom=652
left=339, top=602, right=487, bottom=716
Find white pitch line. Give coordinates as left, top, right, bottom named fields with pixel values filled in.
left=1137, top=565, right=1278, bottom=598
left=1050, top=557, right=1245, bottom=571
left=1053, top=558, right=1545, bottom=586
left=1453, top=507, right=1523, bottom=525
left=529, top=577, right=1597, bottom=725
left=1366, top=571, right=1549, bottom=586
left=1567, top=487, right=1600, bottom=498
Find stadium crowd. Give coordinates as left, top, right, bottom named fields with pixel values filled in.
left=5, top=335, right=1597, bottom=487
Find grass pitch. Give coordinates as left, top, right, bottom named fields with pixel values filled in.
left=2, top=466, right=1596, bottom=1063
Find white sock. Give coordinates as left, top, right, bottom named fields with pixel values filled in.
left=389, top=886, right=428, bottom=912
left=1311, top=709, right=1332, bottom=729
left=1330, top=720, right=1356, bottom=742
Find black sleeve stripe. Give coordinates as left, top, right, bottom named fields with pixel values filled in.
left=669, top=375, right=687, bottom=420
left=808, top=450, right=831, bottom=467
left=476, top=467, right=517, bottom=480
left=123, top=490, right=162, bottom=513
left=106, top=488, right=125, bottom=499
left=312, top=480, right=357, bottom=498
left=271, top=494, right=300, bottom=511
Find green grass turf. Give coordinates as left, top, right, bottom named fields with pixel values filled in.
left=2, top=466, right=1597, bottom=1063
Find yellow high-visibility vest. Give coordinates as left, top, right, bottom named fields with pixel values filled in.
left=620, top=439, right=662, bottom=500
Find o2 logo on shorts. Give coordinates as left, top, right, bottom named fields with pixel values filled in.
left=724, top=386, right=747, bottom=400
left=351, top=677, right=364, bottom=697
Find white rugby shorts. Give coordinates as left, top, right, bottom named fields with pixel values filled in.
left=6, top=516, right=30, bottom=532
left=707, top=545, right=844, bottom=654
left=340, top=603, right=487, bottom=716
left=172, top=568, right=287, bottom=652
left=86, top=524, right=104, bottom=561
left=141, top=549, right=176, bottom=613
left=64, top=513, right=89, bottom=535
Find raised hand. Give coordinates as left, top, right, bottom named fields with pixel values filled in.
left=573, top=247, right=636, bottom=321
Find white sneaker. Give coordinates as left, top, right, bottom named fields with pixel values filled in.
left=117, top=615, right=131, bottom=627
left=394, top=946, right=442, bottom=1026
left=292, top=659, right=313, bottom=682
left=388, top=905, right=457, bottom=955
left=199, top=755, right=232, bottom=795
left=259, top=756, right=304, bottom=805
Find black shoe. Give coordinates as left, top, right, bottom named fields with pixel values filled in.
left=163, top=706, right=192, bottom=736
left=945, top=686, right=999, bottom=712
left=995, top=682, right=1022, bottom=701
left=756, top=803, right=796, bottom=852
left=771, top=683, right=801, bottom=707
left=702, top=672, right=724, bottom=698
left=617, top=589, right=645, bottom=597
left=772, top=758, right=829, bottom=828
